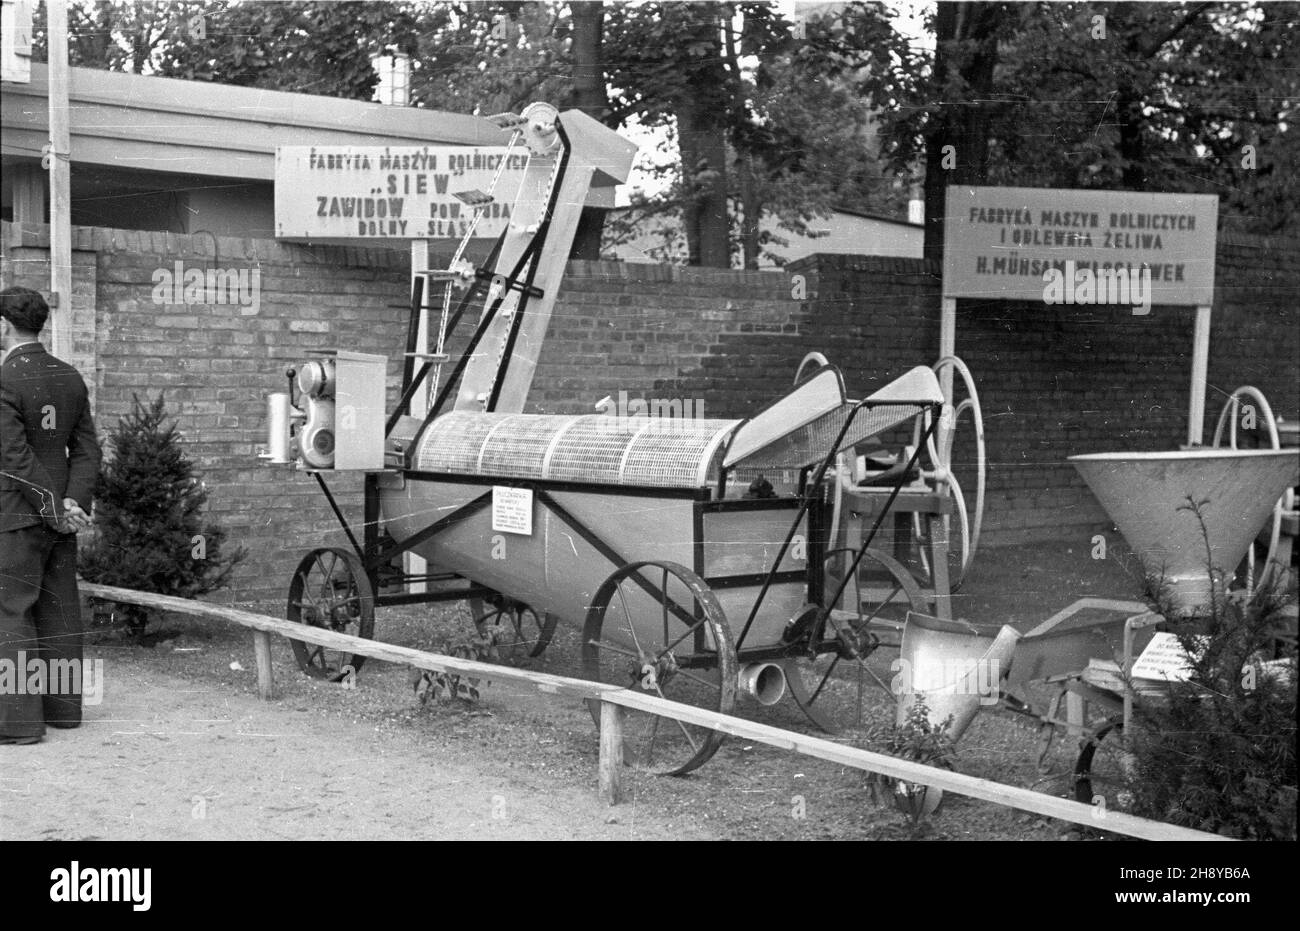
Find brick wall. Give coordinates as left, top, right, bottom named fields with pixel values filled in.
left=655, top=237, right=1300, bottom=545
left=3, top=220, right=1296, bottom=610
left=2, top=222, right=411, bottom=611
left=0, top=231, right=98, bottom=401
left=527, top=262, right=794, bottom=415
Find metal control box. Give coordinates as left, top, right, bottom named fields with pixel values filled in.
left=330, top=349, right=387, bottom=471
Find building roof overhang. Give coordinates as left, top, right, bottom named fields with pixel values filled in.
left=2, top=64, right=624, bottom=202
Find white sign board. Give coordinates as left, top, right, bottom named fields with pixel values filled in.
left=275, top=146, right=527, bottom=240
left=492, top=486, right=533, bottom=536
left=1130, top=631, right=1205, bottom=682
left=943, top=186, right=1218, bottom=306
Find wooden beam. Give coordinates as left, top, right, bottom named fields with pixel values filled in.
left=81, top=582, right=621, bottom=701
left=1023, top=597, right=1151, bottom=638
left=1188, top=304, right=1212, bottom=446
left=81, top=582, right=1226, bottom=841
left=46, top=0, right=73, bottom=361
left=938, top=297, right=957, bottom=401
left=604, top=689, right=1226, bottom=842
left=406, top=239, right=429, bottom=596
left=1065, top=691, right=1087, bottom=737
left=598, top=701, right=624, bottom=805
left=252, top=630, right=275, bottom=700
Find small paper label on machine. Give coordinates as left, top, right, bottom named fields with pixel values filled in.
left=492, top=486, right=534, bottom=535
left=1129, top=631, right=1206, bottom=682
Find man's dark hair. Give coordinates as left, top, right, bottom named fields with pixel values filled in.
left=0, top=286, right=50, bottom=334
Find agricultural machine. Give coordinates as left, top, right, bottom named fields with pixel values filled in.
left=262, top=101, right=1297, bottom=804
left=261, top=101, right=988, bottom=774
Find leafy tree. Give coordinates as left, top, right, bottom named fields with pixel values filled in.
left=567, top=0, right=611, bottom=259
left=601, top=1, right=731, bottom=266
left=726, top=6, right=915, bottom=267
left=882, top=1, right=1300, bottom=251
left=79, top=395, right=246, bottom=627
left=151, top=0, right=420, bottom=99
left=403, top=2, right=571, bottom=116
left=603, top=1, right=914, bottom=267
left=33, top=0, right=423, bottom=99
left=32, top=0, right=203, bottom=73
left=32, top=0, right=916, bottom=266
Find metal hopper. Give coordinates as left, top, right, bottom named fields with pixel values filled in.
left=1070, top=448, right=1299, bottom=614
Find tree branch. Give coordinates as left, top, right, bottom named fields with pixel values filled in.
left=1146, top=99, right=1279, bottom=126
left=1139, top=2, right=1215, bottom=58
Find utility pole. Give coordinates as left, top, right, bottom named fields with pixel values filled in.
left=46, top=0, right=73, bottom=360
left=373, top=53, right=429, bottom=594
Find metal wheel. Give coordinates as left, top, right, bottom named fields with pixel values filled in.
left=1211, top=386, right=1292, bottom=595
left=582, top=560, right=736, bottom=776
left=286, top=547, right=375, bottom=681
left=1073, top=718, right=1133, bottom=813
left=914, top=355, right=986, bottom=591
left=786, top=547, right=928, bottom=734
left=471, top=595, right=557, bottom=664
left=794, top=351, right=830, bottom=384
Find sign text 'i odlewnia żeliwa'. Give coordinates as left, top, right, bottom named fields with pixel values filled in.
left=274, top=146, right=528, bottom=240
left=942, top=186, right=1218, bottom=314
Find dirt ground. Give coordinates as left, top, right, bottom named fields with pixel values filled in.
left=0, top=539, right=1151, bottom=841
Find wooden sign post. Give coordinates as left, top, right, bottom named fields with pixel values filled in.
left=941, top=186, right=1219, bottom=446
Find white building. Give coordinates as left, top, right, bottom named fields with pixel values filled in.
left=604, top=204, right=923, bottom=268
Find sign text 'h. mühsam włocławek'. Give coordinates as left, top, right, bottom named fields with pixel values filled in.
left=943, top=186, right=1218, bottom=313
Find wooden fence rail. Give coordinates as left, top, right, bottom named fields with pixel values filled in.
left=80, top=583, right=1227, bottom=842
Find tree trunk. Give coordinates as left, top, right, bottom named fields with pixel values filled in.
left=1117, top=84, right=1148, bottom=190
left=678, top=95, right=732, bottom=267
left=1118, top=20, right=1149, bottom=191
left=568, top=1, right=609, bottom=260
left=724, top=14, right=760, bottom=269
left=737, top=153, right=761, bottom=270
left=675, top=4, right=731, bottom=268
left=922, top=1, right=1005, bottom=263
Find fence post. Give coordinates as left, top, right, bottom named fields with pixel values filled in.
left=598, top=700, right=624, bottom=805
left=252, top=630, right=275, bottom=700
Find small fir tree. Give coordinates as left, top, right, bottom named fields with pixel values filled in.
left=1121, top=498, right=1298, bottom=839
left=80, top=394, right=245, bottom=627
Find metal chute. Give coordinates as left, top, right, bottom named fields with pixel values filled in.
left=896, top=613, right=1021, bottom=743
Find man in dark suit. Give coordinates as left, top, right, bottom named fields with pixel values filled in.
left=0, top=286, right=101, bottom=744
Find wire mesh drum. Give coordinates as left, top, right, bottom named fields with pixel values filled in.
left=416, top=411, right=740, bottom=488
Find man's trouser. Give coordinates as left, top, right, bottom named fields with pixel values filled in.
left=0, top=524, right=83, bottom=738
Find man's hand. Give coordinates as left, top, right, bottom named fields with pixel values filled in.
left=56, top=498, right=91, bottom=534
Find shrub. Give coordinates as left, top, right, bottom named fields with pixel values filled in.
left=864, top=695, right=956, bottom=829
left=1124, top=499, right=1297, bottom=839
left=80, top=394, right=246, bottom=629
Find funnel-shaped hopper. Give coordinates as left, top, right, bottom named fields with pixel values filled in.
left=896, top=614, right=1021, bottom=742
left=1070, top=449, right=1299, bottom=615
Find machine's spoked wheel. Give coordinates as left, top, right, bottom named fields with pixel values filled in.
left=794, top=351, right=831, bottom=385
left=471, top=596, right=557, bottom=664
left=286, top=547, right=375, bottom=681
left=914, top=355, right=986, bottom=591
left=788, top=548, right=927, bottom=734
left=582, top=561, right=737, bottom=776
left=1073, top=718, right=1134, bottom=817
left=1212, top=386, right=1291, bottom=595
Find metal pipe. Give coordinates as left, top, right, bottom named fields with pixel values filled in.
left=265, top=393, right=292, bottom=463
left=737, top=662, right=786, bottom=705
